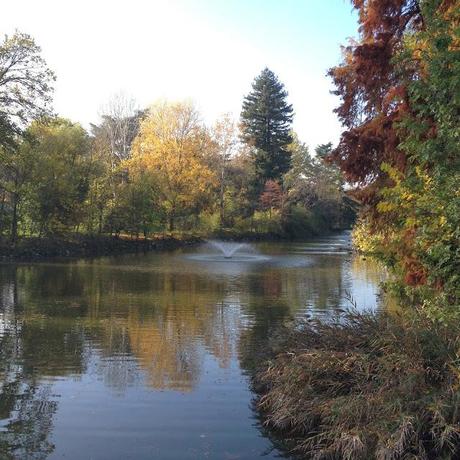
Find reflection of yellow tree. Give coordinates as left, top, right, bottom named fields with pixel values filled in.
left=79, top=269, right=239, bottom=391
left=12, top=260, right=246, bottom=392
left=125, top=272, right=238, bottom=391
left=127, top=309, right=200, bottom=392
left=351, top=256, right=387, bottom=287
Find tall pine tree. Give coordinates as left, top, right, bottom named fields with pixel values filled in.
left=240, top=68, right=293, bottom=189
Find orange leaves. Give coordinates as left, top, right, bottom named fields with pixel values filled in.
left=353, top=0, right=421, bottom=40
left=382, top=85, right=408, bottom=112
left=328, top=0, right=424, bottom=197
left=259, top=180, right=283, bottom=212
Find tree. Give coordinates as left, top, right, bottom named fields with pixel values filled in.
left=22, top=118, right=91, bottom=235
left=259, top=180, right=283, bottom=218
left=0, top=32, right=55, bottom=148
left=0, top=32, right=55, bottom=241
left=210, top=114, right=239, bottom=227
left=327, top=0, right=422, bottom=203
left=220, top=147, right=256, bottom=225
left=314, top=143, right=343, bottom=203
left=329, top=0, right=459, bottom=304
left=84, top=136, right=113, bottom=234
left=91, top=93, right=143, bottom=170
left=129, top=101, right=217, bottom=231
left=283, top=133, right=314, bottom=191
left=0, top=136, right=35, bottom=242
left=103, top=174, right=160, bottom=238
left=240, top=68, right=293, bottom=189
left=281, top=135, right=352, bottom=233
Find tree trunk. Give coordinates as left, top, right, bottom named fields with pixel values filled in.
left=168, top=203, right=176, bottom=232
left=219, top=168, right=225, bottom=227
left=0, top=190, right=6, bottom=236
left=98, top=207, right=103, bottom=234
left=219, top=187, right=225, bottom=228
left=10, top=194, right=18, bottom=245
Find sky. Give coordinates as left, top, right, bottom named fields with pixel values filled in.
left=1, top=0, right=358, bottom=151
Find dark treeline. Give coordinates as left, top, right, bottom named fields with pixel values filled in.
left=0, top=36, right=354, bottom=246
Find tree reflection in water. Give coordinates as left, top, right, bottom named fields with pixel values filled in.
left=0, top=238, right=384, bottom=459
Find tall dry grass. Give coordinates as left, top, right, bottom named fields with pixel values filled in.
left=253, top=309, right=460, bottom=459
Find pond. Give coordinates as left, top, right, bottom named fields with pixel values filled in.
left=0, top=232, right=385, bottom=459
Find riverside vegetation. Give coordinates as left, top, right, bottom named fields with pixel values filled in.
left=249, top=0, right=460, bottom=459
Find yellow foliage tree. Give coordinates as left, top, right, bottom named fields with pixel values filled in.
left=129, top=101, right=217, bottom=231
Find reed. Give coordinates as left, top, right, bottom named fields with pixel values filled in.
left=252, top=309, right=460, bottom=459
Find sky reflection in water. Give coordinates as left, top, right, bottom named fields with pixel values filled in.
left=0, top=232, right=385, bottom=459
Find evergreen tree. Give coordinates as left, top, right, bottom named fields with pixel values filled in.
left=240, top=68, right=293, bottom=189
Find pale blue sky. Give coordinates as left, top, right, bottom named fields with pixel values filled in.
left=1, top=0, right=358, bottom=150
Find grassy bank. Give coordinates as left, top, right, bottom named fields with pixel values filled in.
left=251, top=309, right=460, bottom=459
left=0, top=234, right=201, bottom=261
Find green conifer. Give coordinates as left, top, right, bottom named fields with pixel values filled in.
left=241, top=68, right=294, bottom=188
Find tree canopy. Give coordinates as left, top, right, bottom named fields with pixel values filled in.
left=0, top=32, right=55, bottom=148
left=240, top=68, right=293, bottom=188
left=329, top=0, right=459, bottom=309
left=129, top=101, right=217, bottom=231
left=0, top=33, right=352, bottom=243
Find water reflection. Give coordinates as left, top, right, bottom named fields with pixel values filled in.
left=0, top=233, right=385, bottom=459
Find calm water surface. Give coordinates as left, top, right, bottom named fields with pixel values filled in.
left=0, top=232, right=385, bottom=459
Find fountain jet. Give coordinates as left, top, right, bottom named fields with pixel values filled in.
left=207, top=241, right=251, bottom=259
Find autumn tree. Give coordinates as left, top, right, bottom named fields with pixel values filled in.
left=129, top=101, right=217, bottom=231
left=328, top=0, right=422, bottom=201
left=241, top=68, right=293, bottom=189
left=330, top=0, right=459, bottom=303
left=259, top=180, right=283, bottom=217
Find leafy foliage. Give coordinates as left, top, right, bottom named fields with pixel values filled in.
left=129, top=101, right=217, bottom=231
left=20, top=119, right=90, bottom=235
left=332, top=0, right=459, bottom=307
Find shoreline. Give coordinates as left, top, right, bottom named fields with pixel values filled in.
left=0, top=234, right=202, bottom=262
left=210, top=228, right=352, bottom=242
left=0, top=229, right=353, bottom=263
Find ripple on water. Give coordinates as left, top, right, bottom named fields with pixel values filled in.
left=185, top=254, right=270, bottom=263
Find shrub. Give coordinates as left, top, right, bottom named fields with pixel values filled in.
left=253, top=309, right=460, bottom=459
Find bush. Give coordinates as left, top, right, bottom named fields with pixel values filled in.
left=252, top=309, right=460, bottom=459
left=281, top=205, right=331, bottom=239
